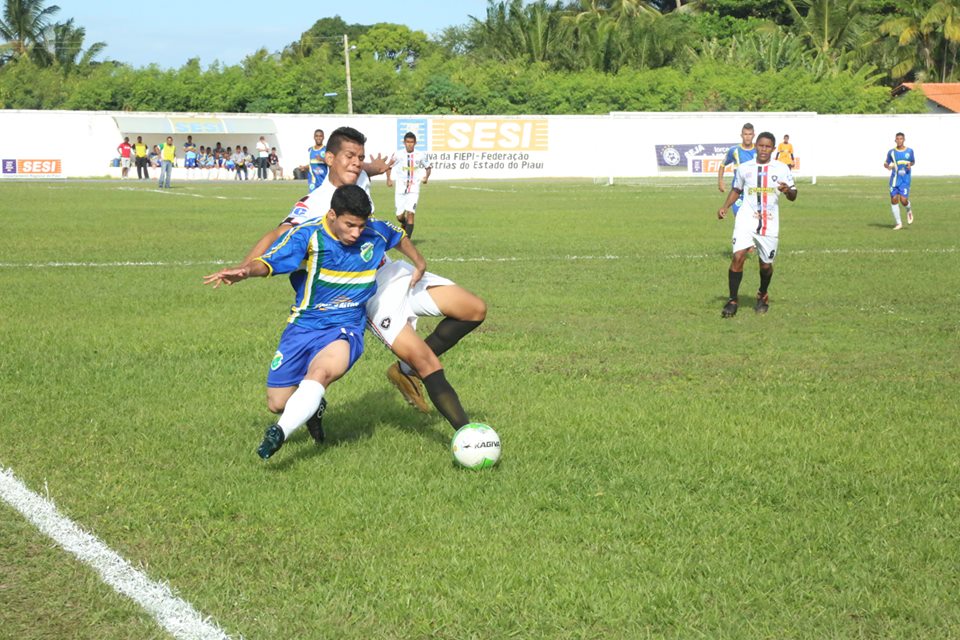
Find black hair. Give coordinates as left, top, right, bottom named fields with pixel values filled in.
left=330, top=184, right=372, bottom=219
left=404, top=131, right=417, bottom=142
left=327, top=126, right=366, bottom=155
left=756, top=131, right=776, bottom=145
left=896, top=132, right=905, bottom=137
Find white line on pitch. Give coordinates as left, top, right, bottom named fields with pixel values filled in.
left=0, top=467, right=234, bottom=640
left=0, top=247, right=955, bottom=270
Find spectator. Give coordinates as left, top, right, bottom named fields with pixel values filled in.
left=134, top=136, right=150, bottom=179
left=149, top=145, right=161, bottom=168
left=256, top=136, right=270, bottom=180
left=158, top=136, right=176, bottom=189
left=232, top=145, right=247, bottom=180
left=268, top=147, right=283, bottom=180
left=117, top=136, right=133, bottom=179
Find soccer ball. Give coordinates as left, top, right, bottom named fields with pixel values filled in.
left=451, top=423, right=501, bottom=469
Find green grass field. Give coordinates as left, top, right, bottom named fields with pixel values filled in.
left=1, top=176, right=959, bottom=639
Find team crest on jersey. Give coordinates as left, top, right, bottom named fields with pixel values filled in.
left=380, top=317, right=391, bottom=329
left=360, top=242, right=374, bottom=262
left=271, top=351, right=283, bottom=370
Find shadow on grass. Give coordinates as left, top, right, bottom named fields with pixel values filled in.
left=257, top=389, right=451, bottom=470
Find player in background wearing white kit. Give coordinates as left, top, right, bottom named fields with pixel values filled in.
left=385, top=131, right=431, bottom=238
left=232, top=127, right=485, bottom=440
left=716, top=131, right=797, bottom=318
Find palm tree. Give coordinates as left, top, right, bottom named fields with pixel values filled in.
left=783, top=0, right=870, bottom=63
left=0, top=0, right=60, bottom=61
left=880, top=0, right=960, bottom=81
left=28, top=17, right=104, bottom=71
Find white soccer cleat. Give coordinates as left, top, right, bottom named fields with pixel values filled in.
left=892, top=224, right=903, bottom=230
left=907, top=211, right=914, bottom=224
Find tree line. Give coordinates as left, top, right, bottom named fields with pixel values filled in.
left=3, top=0, right=957, bottom=115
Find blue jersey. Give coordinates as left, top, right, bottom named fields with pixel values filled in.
left=308, top=146, right=328, bottom=192
left=886, top=146, right=915, bottom=189
left=724, top=145, right=757, bottom=177
left=257, top=216, right=404, bottom=331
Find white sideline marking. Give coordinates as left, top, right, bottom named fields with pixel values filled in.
left=0, top=247, right=955, bottom=270
left=0, top=467, right=233, bottom=640
left=447, top=185, right=517, bottom=193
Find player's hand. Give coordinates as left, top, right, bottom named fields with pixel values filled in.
left=408, top=263, right=425, bottom=289
left=777, top=181, right=792, bottom=193
left=386, top=178, right=393, bottom=187
left=203, top=267, right=248, bottom=288
left=717, top=207, right=727, bottom=220
left=421, top=177, right=428, bottom=184
left=364, top=153, right=396, bottom=177
left=718, top=182, right=725, bottom=193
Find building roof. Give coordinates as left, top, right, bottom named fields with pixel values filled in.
left=893, top=83, right=960, bottom=113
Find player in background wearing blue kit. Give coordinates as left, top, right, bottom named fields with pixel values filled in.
left=717, top=123, right=756, bottom=217
left=884, top=132, right=915, bottom=230
left=307, top=129, right=328, bottom=192
left=203, top=184, right=427, bottom=460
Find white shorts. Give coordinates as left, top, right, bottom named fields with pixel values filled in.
left=395, top=192, right=419, bottom=217
left=121, top=158, right=132, bottom=168
left=732, top=232, right=779, bottom=264
left=366, top=260, right=454, bottom=347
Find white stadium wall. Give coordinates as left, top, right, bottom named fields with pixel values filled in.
left=0, top=109, right=957, bottom=181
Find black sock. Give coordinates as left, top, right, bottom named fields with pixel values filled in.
left=728, top=269, right=743, bottom=300
left=759, top=267, right=773, bottom=294
left=422, top=370, right=469, bottom=430
left=425, top=318, right=483, bottom=358
left=405, top=222, right=414, bottom=238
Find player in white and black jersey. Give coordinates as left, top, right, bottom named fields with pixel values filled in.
left=716, top=131, right=797, bottom=317
left=385, top=131, right=432, bottom=238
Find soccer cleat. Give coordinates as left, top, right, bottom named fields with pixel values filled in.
left=306, top=397, right=327, bottom=444
left=892, top=223, right=903, bottom=230
left=721, top=298, right=738, bottom=318
left=387, top=362, right=430, bottom=413
left=755, top=291, right=770, bottom=314
left=907, top=210, right=914, bottom=224
left=257, top=424, right=285, bottom=460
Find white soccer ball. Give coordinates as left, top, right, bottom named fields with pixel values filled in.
left=451, top=423, right=501, bottom=469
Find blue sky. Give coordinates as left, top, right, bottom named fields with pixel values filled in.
left=52, top=1, right=493, bottom=69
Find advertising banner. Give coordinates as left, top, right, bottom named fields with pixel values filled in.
left=2, top=158, right=64, bottom=179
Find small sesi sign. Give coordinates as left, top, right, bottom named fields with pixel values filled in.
left=2, top=158, right=64, bottom=178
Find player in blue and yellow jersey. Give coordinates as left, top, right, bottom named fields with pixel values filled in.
left=717, top=123, right=756, bottom=216
left=229, top=126, right=485, bottom=443
left=204, top=184, right=427, bottom=460
left=884, top=132, right=915, bottom=230
left=307, top=128, right=328, bottom=192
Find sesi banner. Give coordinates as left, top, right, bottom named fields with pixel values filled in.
left=2, top=158, right=64, bottom=178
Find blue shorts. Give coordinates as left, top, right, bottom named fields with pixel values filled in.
left=267, top=323, right=364, bottom=388
left=890, top=184, right=910, bottom=198
left=185, top=156, right=197, bottom=168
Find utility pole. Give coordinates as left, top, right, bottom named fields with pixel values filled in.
left=343, top=34, right=354, bottom=115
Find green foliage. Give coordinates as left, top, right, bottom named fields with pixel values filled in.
left=0, top=0, right=946, bottom=114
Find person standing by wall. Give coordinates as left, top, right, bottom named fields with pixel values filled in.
left=134, top=136, right=150, bottom=180
left=158, top=136, right=176, bottom=189
left=256, top=136, right=270, bottom=180
left=117, top=136, right=132, bottom=179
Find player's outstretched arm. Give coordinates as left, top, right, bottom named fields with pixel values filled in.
left=364, top=153, right=396, bottom=177
left=394, top=237, right=426, bottom=287
left=203, top=261, right=268, bottom=289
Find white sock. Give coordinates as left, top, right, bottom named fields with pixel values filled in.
left=906, top=202, right=912, bottom=212
left=277, top=380, right=325, bottom=439
left=399, top=361, right=416, bottom=376
left=891, top=204, right=901, bottom=225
